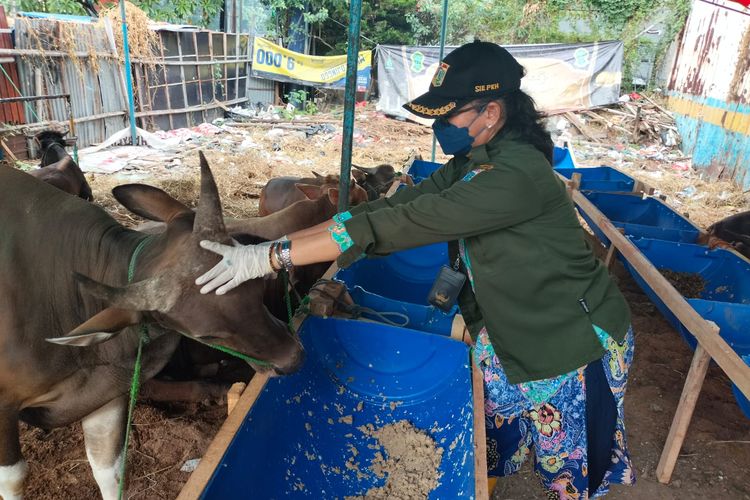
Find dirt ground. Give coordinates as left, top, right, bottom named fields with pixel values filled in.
left=16, top=102, right=750, bottom=499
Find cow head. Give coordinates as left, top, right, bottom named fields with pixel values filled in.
left=351, top=163, right=396, bottom=200
left=53, top=151, right=303, bottom=375
left=295, top=179, right=368, bottom=208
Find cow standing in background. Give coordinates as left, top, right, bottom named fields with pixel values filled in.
left=28, top=130, right=93, bottom=201
left=0, top=152, right=302, bottom=500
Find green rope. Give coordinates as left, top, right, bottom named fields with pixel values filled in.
left=0, top=64, right=41, bottom=123
left=118, top=236, right=152, bottom=500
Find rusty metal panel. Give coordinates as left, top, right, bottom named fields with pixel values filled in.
left=667, top=0, right=750, bottom=189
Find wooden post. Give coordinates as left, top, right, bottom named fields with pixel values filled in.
left=226, top=381, right=246, bottom=415
left=656, top=343, right=712, bottom=483
left=472, top=360, right=489, bottom=500
left=158, top=33, right=174, bottom=131
left=192, top=32, right=205, bottom=123
left=632, top=104, right=642, bottom=143
left=176, top=33, right=191, bottom=127
left=603, top=244, right=617, bottom=269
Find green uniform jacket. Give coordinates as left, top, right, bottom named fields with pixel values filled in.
left=339, top=130, right=631, bottom=384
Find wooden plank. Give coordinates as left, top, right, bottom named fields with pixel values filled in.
left=565, top=182, right=750, bottom=398
left=472, top=360, right=489, bottom=500
left=656, top=344, right=711, bottom=483
left=604, top=243, right=617, bottom=269
left=176, top=372, right=271, bottom=499
left=158, top=33, right=174, bottom=130
left=565, top=112, right=600, bottom=143
left=450, top=314, right=466, bottom=342
left=176, top=34, right=191, bottom=127
left=192, top=32, right=205, bottom=123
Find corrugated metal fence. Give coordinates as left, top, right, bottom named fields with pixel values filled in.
left=667, top=0, right=750, bottom=189
left=0, top=17, right=276, bottom=159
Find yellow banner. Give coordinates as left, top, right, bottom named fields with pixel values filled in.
left=252, top=37, right=372, bottom=90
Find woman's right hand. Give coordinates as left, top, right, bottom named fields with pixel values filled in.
left=196, top=240, right=274, bottom=295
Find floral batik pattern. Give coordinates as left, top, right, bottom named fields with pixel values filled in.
left=476, top=325, right=636, bottom=499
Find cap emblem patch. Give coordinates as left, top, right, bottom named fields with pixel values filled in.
left=432, top=62, right=450, bottom=87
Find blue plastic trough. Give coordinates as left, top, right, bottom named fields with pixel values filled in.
left=581, top=192, right=701, bottom=245
left=334, top=243, right=449, bottom=305
left=555, top=166, right=635, bottom=193
left=200, top=316, right=477, bottom=498
left=347, top=285, right=457, bottom=336
left=620, top=238, right=750, bottom=417
left=552, top=146, right=575, bottom=169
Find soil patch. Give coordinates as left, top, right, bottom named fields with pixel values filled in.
left=659, top=269, right=707, bottom=298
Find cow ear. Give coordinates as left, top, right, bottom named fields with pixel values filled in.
left=327, top=187, right=340, bottom=206
left=113, top=184, right=191, bottom=223
left=295, top=183, right=322, bottom=200
left=46, top=308, right=142, bottom=346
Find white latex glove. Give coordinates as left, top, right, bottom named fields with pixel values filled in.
left=196, top=239, right=274, bottom=295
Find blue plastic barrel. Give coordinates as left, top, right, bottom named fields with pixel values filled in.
left=408, top=159, right=443, bottom=183
left=335, top=244, right=449, bottom=305
left=553, top=146, right=575, bottom=169
left=581, top=192, right=701, bottom=244
left=347, top=285, right=456, bottom=336
left=200, top=316, right=476, bottom=498
left=555, top=166, right=635, bottom=192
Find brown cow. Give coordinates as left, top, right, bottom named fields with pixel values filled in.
left=258, top=173, right=367, bottom=216
left=0, top=152, right=302, bottom=499
left=28, top=154, right=94, bottom=202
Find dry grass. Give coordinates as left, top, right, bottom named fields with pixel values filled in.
left=97, top=1, right=160, bottom=63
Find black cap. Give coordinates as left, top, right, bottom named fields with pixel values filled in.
left=403, top=40, right=524, bottom=118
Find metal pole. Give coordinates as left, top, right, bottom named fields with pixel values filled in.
left=337, top=0, right=363, bottom=213
left=119, top=0, right=138, bottom=145
left=65, top=95, right=78, bottom=164
left=430, top=0, right=449, bottom=162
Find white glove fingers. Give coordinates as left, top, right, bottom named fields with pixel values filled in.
left=200, top=268, right=234, bottom=294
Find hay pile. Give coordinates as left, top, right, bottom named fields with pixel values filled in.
left=96, top=1, right=160, bottom=63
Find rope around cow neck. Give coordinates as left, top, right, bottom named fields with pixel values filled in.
left=117, top=236, right=295, bottom=499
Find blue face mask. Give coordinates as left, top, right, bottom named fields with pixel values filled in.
left=432, top=105, right=487, bottom=156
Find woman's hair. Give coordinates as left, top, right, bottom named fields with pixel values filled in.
left=475, top=89, right=554, bottom=164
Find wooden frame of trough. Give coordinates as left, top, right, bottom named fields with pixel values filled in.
left=178, top=257, right=489, bottom=500
left=563, top=171, right=750, bottom=484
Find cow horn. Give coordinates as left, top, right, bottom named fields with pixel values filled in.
left=193, top=151, right=227, bottom=236
left=74, top=272, right=176, bottom=312
left=351, top=164, right=374, bottom=174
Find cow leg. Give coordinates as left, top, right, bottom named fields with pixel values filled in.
left=0, top=408, right=26, bottom=500
left=81, top=396, right=127, bottom=500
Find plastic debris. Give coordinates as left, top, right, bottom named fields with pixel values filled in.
left=180, top=458, right=201, bottom=473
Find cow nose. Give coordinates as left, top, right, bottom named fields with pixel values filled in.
left=272, top=344, right=305, bottom=376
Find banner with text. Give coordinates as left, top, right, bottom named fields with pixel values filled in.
left=376, top=41, right=623, bottom=124
left=252, top=37, right=372, bottom=91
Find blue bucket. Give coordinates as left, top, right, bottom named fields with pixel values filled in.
left=334, top=244, right=449, bottom=305
left=581, top=192, right=701, bottom=245
left=200, top=316, right=476, bottom=498
left=347, top=285, right=457, bottom=336
left=555, top=166, right=635, bottom=192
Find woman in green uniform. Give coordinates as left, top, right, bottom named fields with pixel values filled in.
left=196, top=40, right=635, bottom=499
